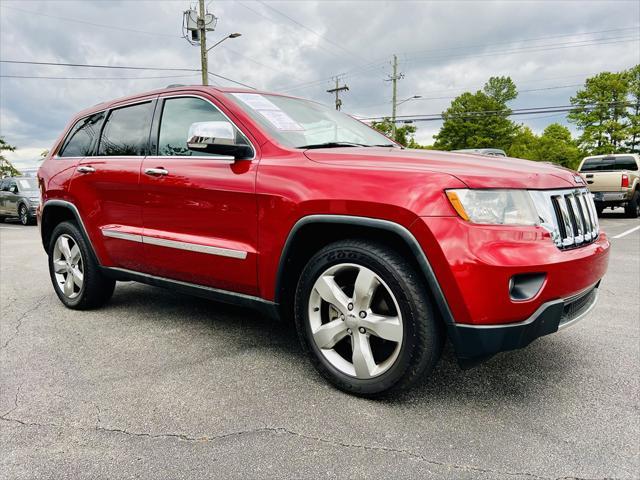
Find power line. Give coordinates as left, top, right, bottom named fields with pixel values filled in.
left=0, top=59, right=256, bottom=89
left=402, top=25, right=639, bottom=57
left=207, top=72, right=256, bottom=90
left=0, top=60, right=200, bottom=72
left=0, top=74, right=199, bottom=80
left=361, top=102, right=633, bottom=123
left=358, top=83, right=585, bottom=109
left=1, top=5, right=180, bottom=38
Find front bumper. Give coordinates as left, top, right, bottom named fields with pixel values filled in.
left=449, top=283, right=599, bottom=365
left=409, top=216, right=609, bottom=364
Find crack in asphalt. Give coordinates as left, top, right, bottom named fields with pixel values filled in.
left=1, top=295, right=49, bottom=350
left=1, top=413, right=615, bottom=480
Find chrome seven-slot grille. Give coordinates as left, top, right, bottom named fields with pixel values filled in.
left=529, top=188, right=600, bottom=250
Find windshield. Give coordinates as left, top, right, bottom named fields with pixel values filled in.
left=17, top=178, right=38, bottom=192
left=229, top=93, right=395, bottom=149
left=580, top=156, right=638, bottom=172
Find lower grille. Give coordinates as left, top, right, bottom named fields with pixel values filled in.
left=560, top=286, right=597, bottom=326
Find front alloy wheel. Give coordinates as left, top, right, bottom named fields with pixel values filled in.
left=295, top=239, right=443, bottom=397
left=309, top=263, right=403, bottom=379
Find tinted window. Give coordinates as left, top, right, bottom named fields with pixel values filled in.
left=616, top=156, right=638, bottom=171
left=580, top=156, right=638, bottom=172
left=59, top=112, right=105, bottom=157
left=98, top=102, right=153, bottom=156
left=0, top=180, right=9, bottom=191
left=157, top=97, right=249, bottom=157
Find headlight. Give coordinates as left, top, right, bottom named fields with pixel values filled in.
left=446, top=189, right=540, bottom=225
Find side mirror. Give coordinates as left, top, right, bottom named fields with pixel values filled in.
left=186, top=121, right=253, bottom=160
left=9, top=185, right=18, bottom=194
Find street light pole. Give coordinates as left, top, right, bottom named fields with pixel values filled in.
left=397, top=95, right=422, bottom=106
left=207, top=33, right=242, bottom=52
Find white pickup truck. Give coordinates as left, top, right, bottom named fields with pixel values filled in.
left=578, top=153, right=640, bottom=218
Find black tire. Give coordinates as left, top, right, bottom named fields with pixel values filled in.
left=48, top=221, right=115, bottom=310
left=596, top=205, right=604, bottom=217
left=624, top=190, right=640, bottom=218
left=294, top=239, right=443, bottom=397
left=18, top=204, right=34, bottom=225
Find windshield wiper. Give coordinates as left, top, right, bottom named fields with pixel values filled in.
left=373, top=143, right=400, bottom=147
left=299, top=141, right=372, bottom=149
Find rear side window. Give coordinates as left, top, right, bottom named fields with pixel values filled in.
left=580, top=156, right=638, bottom=172
left=98, top=102, right=154, bottom=156
left=157, top=97, right=249, bottom=157
left=59, top=112, right=105, bottom=157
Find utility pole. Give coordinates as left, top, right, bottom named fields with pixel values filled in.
left=386, top=54, right=404, bottom=138
left=326, top=76, right=349, bottom=110
left=198, top=0, right=208, bottom=86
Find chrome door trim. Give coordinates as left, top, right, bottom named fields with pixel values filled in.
left=102, top=229, right=143, bottom=243
left=101, top=228, right=248, bottom=260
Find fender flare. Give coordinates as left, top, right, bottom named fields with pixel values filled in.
left=274, top=214, right=456, bottom=327
left=40, top=200, right=99, bottom=261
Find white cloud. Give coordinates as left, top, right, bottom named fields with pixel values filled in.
left=0, top=0, right=638, bottom=152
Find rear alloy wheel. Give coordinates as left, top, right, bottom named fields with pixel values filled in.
left=19, top=204, right=31, bottom=225
left=48, top=221, right=115, bottom=309
left=295, top=240, right=443, bottom=397
left=52, top=234, right=84, bottom=300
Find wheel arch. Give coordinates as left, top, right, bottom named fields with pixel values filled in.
left=274, top=215, right=456, bottom=328
left=40, top=200, right=97, bottom=261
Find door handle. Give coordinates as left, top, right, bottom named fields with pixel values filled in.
left=144, top=167, right=169, bottom=176
left=77, top=166, right=95, bottom=173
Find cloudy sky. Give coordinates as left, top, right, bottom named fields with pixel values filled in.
left=1, top=0, right=638, bottom=170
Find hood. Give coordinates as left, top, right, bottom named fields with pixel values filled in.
left=305, top=147, right=583, bottom=190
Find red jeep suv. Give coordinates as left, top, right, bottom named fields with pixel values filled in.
left=38, top=86, right=610, bottom=396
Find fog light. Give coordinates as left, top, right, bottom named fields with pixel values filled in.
left=509, top=273, right=546, bottom=301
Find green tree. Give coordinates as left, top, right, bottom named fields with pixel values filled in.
left=0, top=137, right=20, bottom=177
left=625, top=65, right=640, bottom=153
left=536, top=123, right=583, bottom=169
left=568, top=71, right=630, bottom=154
left=507, top=126, right=539, bottom=159
left=483, top=76, right=518, bottom=104
left=433, top=77, right=518, bottom=150
left=371, top=118, right=422, bottom=148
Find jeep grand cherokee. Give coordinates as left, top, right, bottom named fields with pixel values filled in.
left=37, top=86, right=610, bottom=396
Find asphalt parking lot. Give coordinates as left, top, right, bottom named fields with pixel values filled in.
left=1, top=213, right=638, bottom=480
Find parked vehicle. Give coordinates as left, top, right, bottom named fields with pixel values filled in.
left=38, top=86, right=610, bottom=396
left=578, top=154, right=640, bottom=217
left=452, top=148, right=507, bottom=157
left=0, top=176, right=40, bottom=225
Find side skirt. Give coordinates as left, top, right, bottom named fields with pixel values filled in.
left=101, top=267, right=280, bottom=320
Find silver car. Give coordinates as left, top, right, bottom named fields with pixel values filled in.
left=0, top=177, right=40, bottom=225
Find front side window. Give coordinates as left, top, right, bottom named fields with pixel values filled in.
left=157, top=97, right=249, bottom=157
left=229, top=92, right=395, bottom=149
left=98, top=102, right=153, bottom=156
left=59, top=112, right=105, bottom=157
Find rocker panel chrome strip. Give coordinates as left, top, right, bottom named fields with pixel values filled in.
left=101, top=228, right=247, bottom=259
